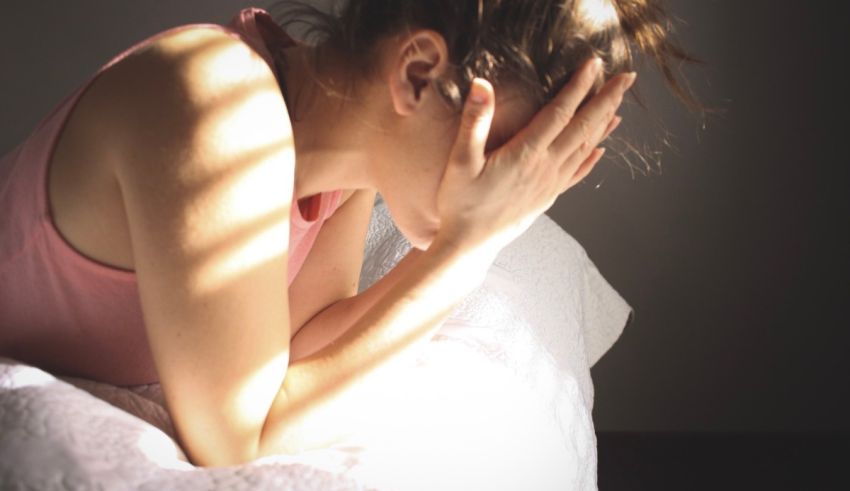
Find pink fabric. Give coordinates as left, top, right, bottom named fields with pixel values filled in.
left=0, top=7, right=343, bottom=385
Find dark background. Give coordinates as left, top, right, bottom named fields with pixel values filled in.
left=1, top=0, right=847, bottom=435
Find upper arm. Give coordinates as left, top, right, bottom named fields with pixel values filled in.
left=288, top=188, right=377, bottom=349
left=103, top=26, right=294, bottom=466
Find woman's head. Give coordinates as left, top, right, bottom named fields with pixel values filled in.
left=267, top=0, right=712, bottom=248
left=270, top=0, right=708, bottom=121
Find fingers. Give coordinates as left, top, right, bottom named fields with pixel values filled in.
left=601, top=115, right=622, bottom=142
left=520, top=56, right=603, bottom=153
left=552, top=72, right=635, bottom=170
left=449, top=78, right=496, bottom=177
left=565, top=147, right=605, bottom=191
left=557, top=111, right=622, bottom=190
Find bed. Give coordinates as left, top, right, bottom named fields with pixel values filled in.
left=0, top=194, right=633, bottom=490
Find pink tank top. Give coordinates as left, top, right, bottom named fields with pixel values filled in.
left=0, top=7, right=344, bottom=385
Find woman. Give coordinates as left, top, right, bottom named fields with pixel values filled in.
left=0, top=0, right=704, bottom=466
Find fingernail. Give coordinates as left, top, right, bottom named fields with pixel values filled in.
left=604, top=116, right=622, bottom=139
left=469, top=80, right=487, bottom=104
left=591, top=57, right=603, bottom=74
left=622, top=72, right=637, bottom=90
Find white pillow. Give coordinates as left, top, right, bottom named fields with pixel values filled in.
left=360, top=193, right=633, bottom=371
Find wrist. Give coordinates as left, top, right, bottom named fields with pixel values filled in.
left=426, top=232, right=494, bottom=291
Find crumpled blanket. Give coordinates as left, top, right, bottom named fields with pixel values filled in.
left=0, top=196, right=632, bottom=490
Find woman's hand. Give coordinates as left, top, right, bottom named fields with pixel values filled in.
left=433, top=57, right=635, bottom=262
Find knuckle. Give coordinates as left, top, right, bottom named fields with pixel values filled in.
left=611, top=96, right=623, bottom=113
left=515, top=144, right=541, bottom=177
left=460, top=114, right=484, bottom=139
left=518, top=162, right=536, bottom=180
left=462, top=109, right=481, bottom=130
left=575, top=116, right=592, bottom=141
left=551, top=103, right=574, bottom=126
left=600, top=112, right=615, bottom=136
left=600, top=113, right=614, bottom=134
left=584, top=67, right=599, bottom=86
left=517, top=140, right=541, bottom=162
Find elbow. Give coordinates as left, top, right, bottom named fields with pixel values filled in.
left=290, top=297, right=356, bottom=363
left=179, top=432, right=262, bottom=468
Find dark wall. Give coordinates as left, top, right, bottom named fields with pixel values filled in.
left=1, top=1, right=846, bottom=432
left=556, top=0, right=849, bottom=431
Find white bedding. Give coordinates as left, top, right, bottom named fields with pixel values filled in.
left=0, top=196, right=633, bottom=490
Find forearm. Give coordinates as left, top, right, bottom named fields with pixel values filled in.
left=257, top=236, right=489, bottom=457
left=289, top=246, right=425, bottom=363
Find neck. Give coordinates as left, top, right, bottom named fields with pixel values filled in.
left=276, top=45, right=383, bottom=200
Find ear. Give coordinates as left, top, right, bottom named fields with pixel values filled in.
left=386, top=30, right=449, bottom=116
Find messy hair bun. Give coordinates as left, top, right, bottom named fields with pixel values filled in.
left=267, top=0, right=718, bottom=176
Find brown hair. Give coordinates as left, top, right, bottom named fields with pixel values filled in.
left=265, top=0, right=721, bottom=177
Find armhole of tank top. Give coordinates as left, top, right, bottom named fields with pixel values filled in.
left=36, top=21, right=276, bottom=282
left=292, top=192, right=319, bottom=227
left=291, top=188, right=346, bottom=228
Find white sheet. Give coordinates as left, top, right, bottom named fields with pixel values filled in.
left=0, top=197, right=632, bottom=490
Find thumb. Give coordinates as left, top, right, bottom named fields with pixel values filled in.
left=449, top=78, right=495, bottom=177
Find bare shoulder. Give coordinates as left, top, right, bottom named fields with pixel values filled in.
left=86, top=24, right=286, bottom=165
left=141, top=25, right=275, bottom=87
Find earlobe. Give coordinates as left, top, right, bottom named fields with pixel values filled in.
left=387, top=30, right=449, bottom=116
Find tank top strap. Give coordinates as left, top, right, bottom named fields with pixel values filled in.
left=226, top=7, right=297, bottom=75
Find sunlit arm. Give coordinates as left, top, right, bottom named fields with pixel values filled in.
left=256, top=236, right=489, bottom=457
left=288, top=246, right=425, bottom=364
